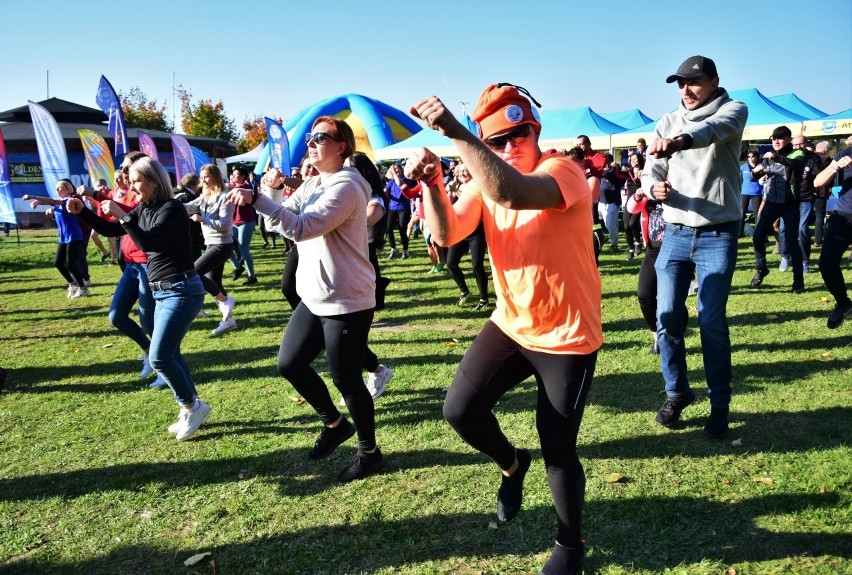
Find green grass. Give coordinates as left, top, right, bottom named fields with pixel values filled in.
left=0, top=229, right=850, bottom=575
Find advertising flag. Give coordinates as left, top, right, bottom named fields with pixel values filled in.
left=28, top=101, right=69, bottom=199
left=0, top=131, right=17, bottom=225
left=95, top=75, right=129, bottom=156
left=170, top=134, right=196, bottom=183
left=79, top=130, right=116, bottom=188
left=137, top=130, right=159, bottom=161
left=265, top=117, right=291, bottom=174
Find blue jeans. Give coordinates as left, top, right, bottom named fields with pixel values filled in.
left=779, top=202, right=813, bottom=263
left=150, top=276, right=205, bottom=405
left=229, top=221, right=256, bottom=277
left=655, top=221, right=738, bottom=407
left=109, top=262, right=155, bottom=350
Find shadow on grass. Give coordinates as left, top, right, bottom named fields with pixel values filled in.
left=2, top=492, right=848, bottom=574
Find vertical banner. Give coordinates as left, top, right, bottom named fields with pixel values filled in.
left=265, top=117, right=291, bottom=174
left=79, top=130, right=117, bottom=188
left=95, top=75, right=129, bottom=156
left=137, top=130, right=159, bottom=161
left=28, top=101, right=69, bottom=199
left=170, top=134, right=196, bottom=183
left=0, top=131, right=17, bottom=225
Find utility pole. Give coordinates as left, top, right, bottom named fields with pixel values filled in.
left=459, top=101, right=470, bottom=116
left=46, top=70, right=49, bottom=99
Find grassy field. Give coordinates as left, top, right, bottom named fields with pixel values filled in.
left=0, top=229, right=850, bottom=575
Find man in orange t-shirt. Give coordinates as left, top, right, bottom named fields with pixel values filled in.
left=406, top=84, right=601, bottom=575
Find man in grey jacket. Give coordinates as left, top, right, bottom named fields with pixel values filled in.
left=641, top=55, right=748, bottom=438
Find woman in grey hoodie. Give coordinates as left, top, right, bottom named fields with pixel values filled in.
left=227, top=117, right=383, bottom=483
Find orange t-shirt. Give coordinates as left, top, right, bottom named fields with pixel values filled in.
left=466, top=152, right=603, bottom=354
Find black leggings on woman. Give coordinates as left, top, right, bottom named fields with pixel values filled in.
left=446, top=225, right=488, bottom=301
left=194, top=243, right=233, bottom=298
left=443, top=321, right=598, bottom=548
left=55, top=240, right=85, bottom=286
left=624, top=211, right=642, bottom=253
left=386, top=209, right=411, bottom=251
left=277, top=303, right=376, bottom=450
left=638, top=243, right=660, bottom=331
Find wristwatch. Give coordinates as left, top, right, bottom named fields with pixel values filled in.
left=120, top=215, right=132, bottom=225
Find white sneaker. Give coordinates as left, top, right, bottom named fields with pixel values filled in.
left=83, top=279, right=93, bottom=287
left=196, top=309, right=211, bottom=319
left=366, top=365, right=393, bottom=400
left=67, top=284, right=78, bottom=298
left=779, top=257, right=790, bottom=272
left=167, top=419, right=181, bottom=433
left=148, top=374, right=168, bottom=389
left=140, top=355, right=155, bottom=379
left=174, top=400, right=210, bottom=441
left=211, top=316, right=237, bottom=335
left=71, top=287, right=89, bottom=298
left=687, top=279, right=698, bottom=297
left=218, top=296, right=236, bottom=320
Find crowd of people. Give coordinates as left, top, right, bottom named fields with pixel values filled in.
left=18, top=54, right=852, bottom=574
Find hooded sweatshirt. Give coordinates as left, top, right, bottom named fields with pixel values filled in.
left=252, top=166, right=375, bottom=315
left=642, top=88, right=748, bottom=227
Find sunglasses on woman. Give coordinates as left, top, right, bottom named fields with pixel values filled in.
left=484, top=124, right=531, bottom=150
left=305, top=131, right=341, bottom=145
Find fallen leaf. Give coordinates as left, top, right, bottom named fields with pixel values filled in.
left=488, top=522, right=498, bottom=530
left=139, top=510, right=152, bottom=519
left=102, top=343, right=113, bottom=348
left=752, top=476, right=774, bottom=485
left=727, top=568, right=737, bottom=575
left=820, top=297, right=829, bottom=302
left=722, top=479, right=731, bottom=485
left=766, top=314, right=778, bottom=320
left=444, top=341, right=457, bottom=347
left=603, top=473, right=625, bottom=483
left=72, top=348, right=80, bottom=353
left=821, top=352, right=832, bottom=358
left=731, top=438, right=743, bottom=447
left=289, top=396, right=305, bottom=405
left=250, top=318, right=257, bottom=323
left=184, top=552, right=211, bottom=566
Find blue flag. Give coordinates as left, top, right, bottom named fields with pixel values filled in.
left=28, top=101, right=69, bottom=199
left=265, top=117, right=291, bottom=174
left=95, top=75, right=129, bottom=156
left=0, top=131, right=17, bottom=225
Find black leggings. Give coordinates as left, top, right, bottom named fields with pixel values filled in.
left=638, top=243, right=660, bottom=331
left=624, top=211, right=642, bottom=252
left=55, top=240, right=85, bottom=286
left=281, top=244, right=300, bottom=309
left=443, top=321, right=597, bottom=548
left=195, top=243, right=233, bottom=298
left=446, top=225, right=488, bottom=301
left=386, top=209, right=410, bottom=251
left=277, top=303, right=376, bottom=450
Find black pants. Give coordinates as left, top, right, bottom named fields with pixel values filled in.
left=55, top=240, right=85, bottom=286
left=813, top=197, right=828, bottom=244
left=195, top=244, right=233, bottom=298
left=446, top=226, right=488, bottom=301
left=753, top=202, right=803, bottom=283
left=443, top=321, right=598, bottom=548
left=278, top=303, right=376, bottom=450
left=281, top=245, right=300, bottom=309
left=387, top=209, right=410, bottom=251
left=819, top=212, right=852, bottom=307
left=624, top=211, right=642, bottom=252
left=638, top=243, right=660, bottom=331
left=740, top=195, right=761, bottom=236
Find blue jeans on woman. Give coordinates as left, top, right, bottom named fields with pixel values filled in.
left=655, top=221, right=738, bottom=408
left=109, top=262, right=155, bottom=350
left=150, top=275, right=205, bottom=405
left=229, top=221, right=256, bottom=277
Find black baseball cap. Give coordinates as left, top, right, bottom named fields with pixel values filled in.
left=666, top=55, right=718, bottom=83
left=771, top=125, right=792, bottom=139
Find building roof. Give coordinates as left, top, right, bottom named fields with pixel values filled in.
left=0, top=97, right=107, bottom=123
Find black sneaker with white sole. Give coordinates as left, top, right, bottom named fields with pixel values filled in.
left=308, top=418, right=356, bottom=460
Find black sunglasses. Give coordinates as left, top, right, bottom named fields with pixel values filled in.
left=484, top=124, right=531, bottom=150
left=305, top=131, right=340, bottom=145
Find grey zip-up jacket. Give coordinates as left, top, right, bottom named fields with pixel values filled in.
left=642, top=88, right=748, bottom=227
left=253, top=167, right=375, bottom=315
left=184, top=191, right=235, bottom=245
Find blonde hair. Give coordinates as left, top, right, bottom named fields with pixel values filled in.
left=199, top=164, right=224, bottom=197
left=129, top=157, right=174, bottom=204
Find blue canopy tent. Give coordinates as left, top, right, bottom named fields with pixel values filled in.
left=538, top=107, right=627, bottom=151
left=728, top=88, right=808, bottom=140
left=599, top=109, right=655, bottom=130
left=769, top=93, right=827, bottom=120
left=610, top=121, right=658, bottom=148
left=803, top=108, right=852, bottom=138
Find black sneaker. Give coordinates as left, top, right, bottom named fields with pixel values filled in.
left=827, top=301, right=852, bottom=329
left=538, top=541, right=585, bottom=575
left=308, top=418, right=356, bottom=460
left=655, top=390, right=696, bottom=427
left=474, top=299, right=489, bottom=311
left=750, top=267, right=769, bottom=288
left=704, top=406, right=729, bottom=438
left=790, top=283, right=804, bottom=294
left=244, top=275, right=258, bottom=285
left=232, top=266, right=245, bottom=281
left=649, top=340, right=660, bottom=355
left=497, top=448, right=532, bottom=523
left=337, top=447, right=386, bottom=482
left=626, top=250, right=635, bottom=261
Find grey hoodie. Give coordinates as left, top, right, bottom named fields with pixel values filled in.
left=642, top=88, right=748, bottom=227
left=253, top=167, right=375, bottom=315
left=183, top=191, right=235, bottom=245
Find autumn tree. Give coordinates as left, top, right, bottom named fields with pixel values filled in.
left=237, top=115, right=285, bottom=153
left=119, top=87, right=173, bottom=132
left=177, top=86, right=238, bottom=142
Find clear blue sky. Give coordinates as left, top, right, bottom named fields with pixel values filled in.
left=1, top=0, right=850, bottom=133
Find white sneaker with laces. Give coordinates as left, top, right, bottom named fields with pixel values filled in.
left=140, top=355, right=155, bottom=379
left=211, top=316, right=237, bottom=335
left=174, top=400, right=210, bottom=441
left=67, top=284, right=78, bottom=299
left=366, top=365, right=393, bottom=400
left=148, top=374, right=168, bottom=389
left=218, top=296, right=236, bottom=320
left=71, top=287, right=89, bottom=298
